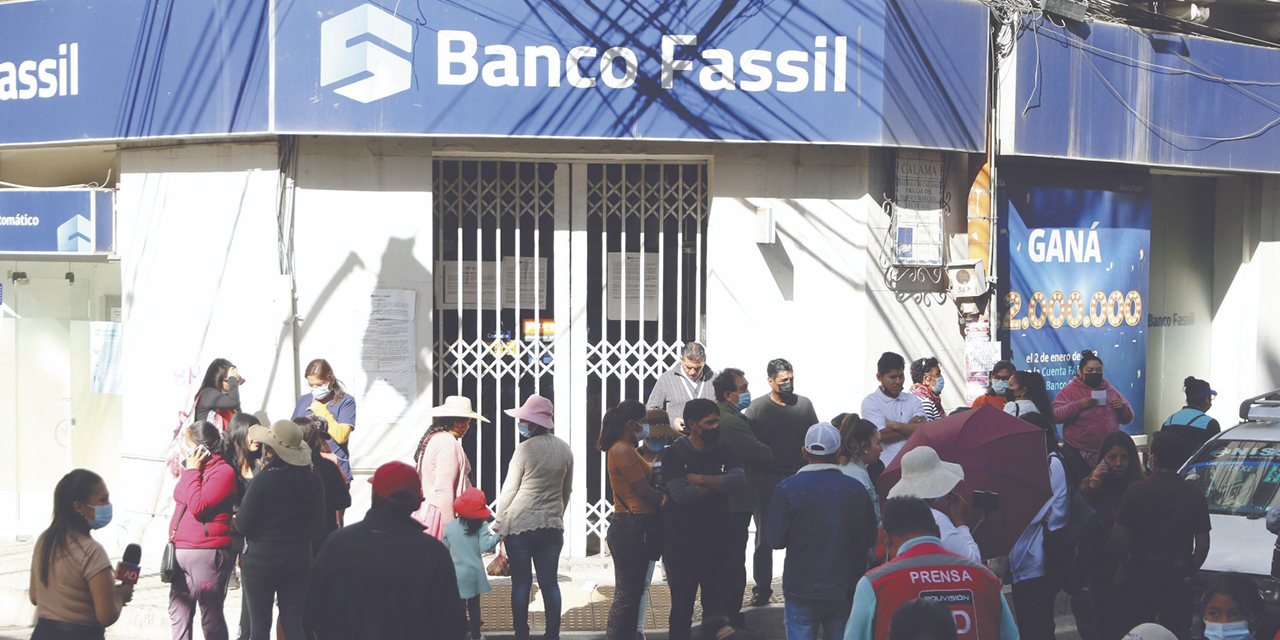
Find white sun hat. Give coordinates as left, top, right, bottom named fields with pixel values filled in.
left=887, top=446, right=965, bottom=500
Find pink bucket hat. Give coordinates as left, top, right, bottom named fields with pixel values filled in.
left=504, top=395, right=555, bottom=431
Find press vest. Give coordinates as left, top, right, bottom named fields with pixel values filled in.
left=867, top=540, right=1004, bottom=640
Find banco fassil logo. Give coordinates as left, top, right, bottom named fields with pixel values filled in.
left=320, top=4, right=413, bottom=104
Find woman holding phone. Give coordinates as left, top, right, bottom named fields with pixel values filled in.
left=291, top=359, right=356, bottom=482
left=168, top=422, right=237, bottom=640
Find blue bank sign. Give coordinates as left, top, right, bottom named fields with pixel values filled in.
left=0, top=190, right=114, bottom=255
left=0, top=0, right=988, bottom=150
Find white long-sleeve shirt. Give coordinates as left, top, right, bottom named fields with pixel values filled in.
left=932, top=506, right=982, bottom=562
left=1010, top=454, right=1070, bottom=582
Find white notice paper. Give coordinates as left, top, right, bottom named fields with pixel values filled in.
left=89, top=321, right=123, bottom=394
left=1091, top=390, right=1108, bottom=403
left=607, top=252, right=660, bottom=321
left=436, top=258, right=548, bottom=310
left=369, top=289, right=415, bottom=322
left=361, top=289, right=417, bottom=372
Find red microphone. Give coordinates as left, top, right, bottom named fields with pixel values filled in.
left=117, top=543, right=142, bottom=585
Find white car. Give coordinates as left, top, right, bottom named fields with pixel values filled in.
left=1179, top=390, right=1280, bottom=609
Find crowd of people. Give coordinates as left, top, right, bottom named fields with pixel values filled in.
left=22, top=346, right=1273, bottom=640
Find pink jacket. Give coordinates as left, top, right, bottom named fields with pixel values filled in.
left=171, top=454, right=237, bottom=549
left=415, top=432, right=472, bottom=539
left=1052, top=377, right=1135, bottom=454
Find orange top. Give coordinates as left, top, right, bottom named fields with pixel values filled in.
left=971, top=394, right=1007, bottom=411
left=607, top=442, right=655, bottom=514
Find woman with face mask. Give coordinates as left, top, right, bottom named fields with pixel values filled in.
left=168, top=422, right=237, bottom=640
left=1052, top=350, right=1135, bottom=461
left=1073, top=430, right=1143, bottom=640
left=1199, top=572, right=1276, bottom=640
left=1005, top=371, right=1054, bottom=419
left=291, top=359, right=356, bottom=483
left=28, top=469, right=133, bottom=640
left=972, top=361, right=1016, bottom=411
left=601, top=400, right=669, bottom=640
left=494, top=395, right=574, bottom=640
left=909, top=357, right=945, bottom=421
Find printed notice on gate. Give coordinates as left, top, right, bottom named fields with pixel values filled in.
left=607, top=253, right=660, bottom=322
left=361, top=289, right=417, bottom=372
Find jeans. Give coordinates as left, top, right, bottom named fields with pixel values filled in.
left=666, top=545, right=735, bottom=640
left=168, top=547, right=234, bottom=640
left=783, top=597, right=852, bottom=640
left=240, top=542, right=311, bottom=640
left=1012, top=575, right=1060, bottom=640
left=726, top=511, right=752, bottom=623
left=506, top=528, right=564, bottom=640
left=607, top=514, right=651, bottom=640
left=636, top=561, right=656, bottom=634
left=752, top=476, right=783, bottom=598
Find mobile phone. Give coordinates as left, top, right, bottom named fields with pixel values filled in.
left=195, top=444, right=211, bottom=458
left=972, top=490, right=999, bottom=512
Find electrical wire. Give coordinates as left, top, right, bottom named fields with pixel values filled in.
left=0, top=168, right=114, bottom=190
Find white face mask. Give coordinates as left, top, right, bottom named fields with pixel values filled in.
left=311, top=384, right=330, bottom=400
left=1205, top=621, right=1252, bottom=640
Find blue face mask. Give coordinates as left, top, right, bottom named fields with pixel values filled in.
left=932, top=376, right=945, bottom=394
left=735, top=392, right=752, bottom=411
left=518, top=423, right=534, bottom=438
left=638, top=422, right=651, bottom=440
left=311, top=384, right=330, bottom=400
left=84, top=503, right=112, bottom=530
left=992, top=379, right=1009, bottom=394
left=645, top=438, right=670, bottom=452
left=1204, top=621, right=1252, bottom=640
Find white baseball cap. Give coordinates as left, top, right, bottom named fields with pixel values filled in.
left=804, top=422, right=842, bottom=456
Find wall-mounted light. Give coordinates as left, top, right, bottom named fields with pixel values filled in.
left=11, top=271, right=28, bottom=285
left=65, top=272, right=75, bottom=285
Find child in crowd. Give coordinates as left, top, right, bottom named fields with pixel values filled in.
left=443, top=488, right=502, bottom=640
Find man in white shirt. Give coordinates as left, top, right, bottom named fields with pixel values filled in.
left=885, top=446, right=982, bottom=562
left=860, top=352, right=927, bottom=468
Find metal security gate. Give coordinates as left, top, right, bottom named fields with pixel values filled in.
left=433, top=159, right=707, bottom=556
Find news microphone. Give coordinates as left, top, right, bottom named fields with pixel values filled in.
left=117, top=543, right=142, bottom=585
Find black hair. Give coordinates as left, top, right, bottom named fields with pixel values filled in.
left=713, top=368, right=746, bottom=403
left=225, top=413, right=261, bottom=488
left=681, top=341, right=707, bottom=361
left=1150, top=431, right=1189, bottom=471
left=878, top=352, right=906, bottom=376
left=1184, top=376, right=1213, bottom=405
left=910, top=357, right=940, bottom=384
left=460, top=515, right=486, bottom=536
left=1096, top=431, right=1143, bottom=486
left=684, top=397, right=720, bottom=427
left=1012, top=370, right=1053, bottom=417
left=1079, top=350, right=1103, bottom=371
left=294, top=415, right=327, bottom=453
left=597, top=400, right=645, bottom=452
left=991, top=360, right=1016, bottom=377
left=415, top=416, right=470, bottom=465
left=834, top=412, right=879, bottom=465
left=1202, top=572, right=1265, bottom=635
left=37, top=469, right=103, bottom=585
left=372, top=493, right=419, bottom=516
left=882, top=497, right=941, bottom=538
left=766, top=358, right=793, bottom=379
left=888, top=598, right=960, bottom=640
left=186, top=421, right=225, bottom=458
left=197, top=358, right=234, bottom=400
left=1018, top=412, right=1060, bottom=455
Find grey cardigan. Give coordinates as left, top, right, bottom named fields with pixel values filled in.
left=494, top=433, right=574, bottom=537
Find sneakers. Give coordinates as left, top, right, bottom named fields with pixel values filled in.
left=748, top=592, right=771, bottom=607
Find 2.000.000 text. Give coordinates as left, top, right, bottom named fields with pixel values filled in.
left=1003, top=290, right=1143, bottom=330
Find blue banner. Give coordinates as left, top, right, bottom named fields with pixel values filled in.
left=0, top=0, right=269, bottom=145
left=997, top=167, right=1151, bottom=434
left=273, top=0, right=988, bottom=148
left=0, top=190, right=114, bottom=254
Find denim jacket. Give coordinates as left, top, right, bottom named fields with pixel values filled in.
left=767, top=464, right=878, bottom=602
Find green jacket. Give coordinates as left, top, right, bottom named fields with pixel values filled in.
left=717, top=401, right=774, bottom=513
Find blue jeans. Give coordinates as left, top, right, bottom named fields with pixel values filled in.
left=784, top=596, right=852, bottom=640
left=505, top=528, right=564, bottom=640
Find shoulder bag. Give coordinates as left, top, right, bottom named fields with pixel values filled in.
left=160, top=502, right=187, bottom=584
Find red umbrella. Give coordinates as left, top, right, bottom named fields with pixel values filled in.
left=876, top=404, right=1053, bottom=558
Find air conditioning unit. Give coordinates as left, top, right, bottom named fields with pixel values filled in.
left=947, top=259, right=988, bottom=298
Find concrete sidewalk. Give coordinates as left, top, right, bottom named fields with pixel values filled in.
left=0, top=539, right=1083, bottom=640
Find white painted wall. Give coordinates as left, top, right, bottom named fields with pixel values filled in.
left=706, top=144, right=970, bottom=421
left=114, top=143, right=292, bottom=548
left=292, top=136, right=436, bottom=518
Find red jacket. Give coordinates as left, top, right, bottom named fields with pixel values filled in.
left=1052, top=376, right=1134, bottom=454
left=171, top=454, right=237, bottom=549
left=866, top=540, right=1004, bottom=640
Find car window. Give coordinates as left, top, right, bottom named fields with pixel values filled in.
left=1181, top=440, right=1280, bottom=517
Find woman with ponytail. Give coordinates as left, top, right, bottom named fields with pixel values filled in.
left=1159, top=376, right=1221, bottom=454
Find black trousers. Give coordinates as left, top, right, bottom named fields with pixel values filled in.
left=752, top=476, right=783, bottom=598
left=726, top=511, right=753, bottom=624
left=1012, top=575, right=1060, bottom=640
left=666, top=545, right=735, bottom=640
left=606, top=514, right=652, bottom=640
left=1122, top=565, right=1193, bottom=640
left=30, top=619, right=104, bottom=640
left=240, top=543, right=311, bottom=640
left=465, top=597, right=483, bottom=638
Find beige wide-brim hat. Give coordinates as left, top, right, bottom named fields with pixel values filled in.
left=248, top=420, right=313, bottom=467
left=430, top=395, right=490, bottom=423
left=887, top=446, right=965, bottom=500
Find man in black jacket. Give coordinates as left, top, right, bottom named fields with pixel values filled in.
left=305, top=461, right=467, bottom=640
